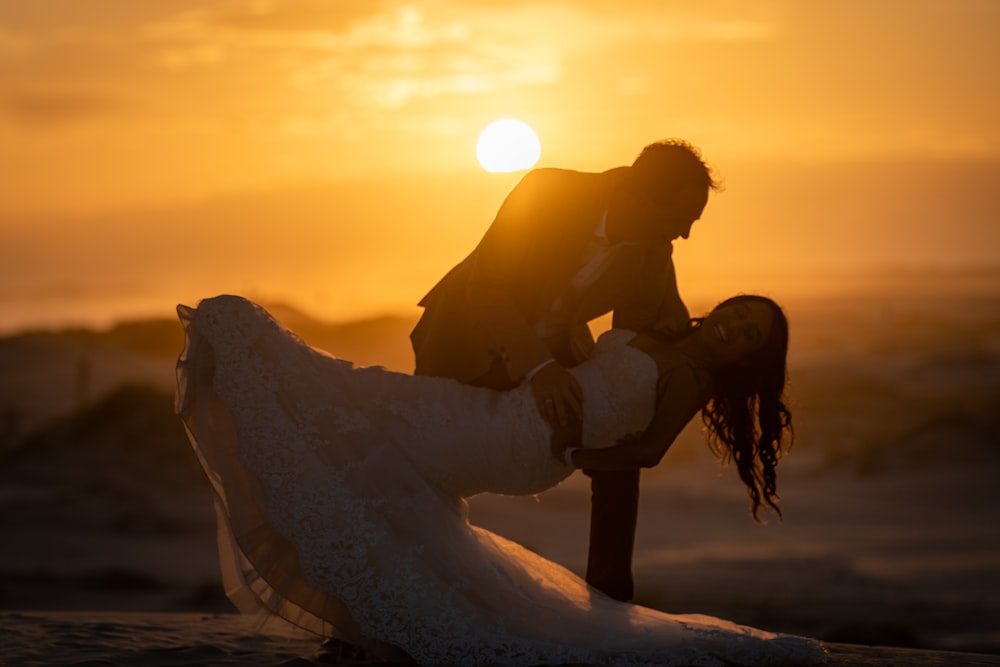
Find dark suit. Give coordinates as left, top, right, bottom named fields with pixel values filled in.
left=411, top=166, right=689, bottom=601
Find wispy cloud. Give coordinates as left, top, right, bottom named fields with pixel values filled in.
left=0, top=89, right=121, bottom=126
left=142, top=3, right=562, bottom=113
left=140, top=1, right=776, bottom=116
left=1, top=0, right=995, bottom=222
left=0, top=27, right=34, bottom=57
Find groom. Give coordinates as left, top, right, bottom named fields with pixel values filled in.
left=410, top=139, right=719, bottom=602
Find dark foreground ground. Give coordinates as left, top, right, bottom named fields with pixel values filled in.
left=1, top=611, right=999, bottom=667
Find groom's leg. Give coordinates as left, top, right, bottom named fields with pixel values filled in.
left=583, top=468, right=640, bottom=602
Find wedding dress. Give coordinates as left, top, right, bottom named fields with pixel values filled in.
left=176, top=295, right=825, bottom=666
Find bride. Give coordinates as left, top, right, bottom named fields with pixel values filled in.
left=175, top=293, right=825, bottom=666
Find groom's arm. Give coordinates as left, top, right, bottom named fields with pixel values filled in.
left=650, top=249, right=691, bottom=334
left=611, top=243, right=690, bottom=336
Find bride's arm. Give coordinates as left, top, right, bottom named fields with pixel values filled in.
left=566, top=364, right=710, bottom=471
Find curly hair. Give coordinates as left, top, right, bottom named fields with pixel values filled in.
left=630, top=138, right=723, bottom=198
left=697, top=295, right=793, bottom=522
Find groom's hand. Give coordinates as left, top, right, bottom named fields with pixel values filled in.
left=549, top=415, right=583, bottom=462
left=530, top=362, right=584, bottom=427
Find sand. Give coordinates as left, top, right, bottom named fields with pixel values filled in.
left=1, top=282, right=999, bottom=663
left=2, top=610, right=1000, bottom=666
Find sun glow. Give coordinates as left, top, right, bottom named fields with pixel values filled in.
left=476, top=119, right=541, bottom=172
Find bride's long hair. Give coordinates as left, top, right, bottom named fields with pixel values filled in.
left=694, top=295, right=793, bottom=522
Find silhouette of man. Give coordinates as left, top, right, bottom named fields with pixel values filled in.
left=411, top=139, right=720, bottom=601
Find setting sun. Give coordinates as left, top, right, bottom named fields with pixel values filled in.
left=476, top=119, right=542, bottom=172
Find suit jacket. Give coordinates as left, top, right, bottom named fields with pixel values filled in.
left=411, top=167, right=689, bottom=383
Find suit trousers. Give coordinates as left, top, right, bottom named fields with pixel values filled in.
left=582, top=468, right=640, bottom=601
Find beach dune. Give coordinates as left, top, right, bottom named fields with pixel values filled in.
left=1, top=276, right=999, bottom=662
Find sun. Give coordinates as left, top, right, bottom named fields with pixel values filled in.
left=476, top=119, right=541, bottom=173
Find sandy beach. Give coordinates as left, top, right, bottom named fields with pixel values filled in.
left=1, top=277, right=999, bottom=663
left=2, top=610, right=1000, bottom=666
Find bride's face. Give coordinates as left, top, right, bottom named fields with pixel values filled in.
left=699, top=300, right=773, bottom=366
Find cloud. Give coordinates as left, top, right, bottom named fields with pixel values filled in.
left=141, top=3, right=387, bottom=54
left=207, top=0, right=381, bottom=33
left=143, top=3, right=562, bottom=111
left=6, top=1, right=778, bottom=140
left=0, top=89, right=120, bottom=126
left=135, top=1, right=778, bottom=132
left=157, top=42, right=227, bottom=70
left=296, top=8, right=560, bottom=109
left=0, top=28, right=35, bottom=57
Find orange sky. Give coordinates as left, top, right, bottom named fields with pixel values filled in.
left=1, top=1, right=999, bottom=331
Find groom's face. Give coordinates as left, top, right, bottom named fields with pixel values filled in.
left=607, top=182, right=708, bottom=246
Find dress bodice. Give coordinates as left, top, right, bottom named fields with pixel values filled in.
left=572, top=329, right=659, bottom=450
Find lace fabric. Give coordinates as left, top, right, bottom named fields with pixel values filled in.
left=176, top=295, right=826, bottom=665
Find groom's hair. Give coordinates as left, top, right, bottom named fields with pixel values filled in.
left=631, top=139, right=721, bottom=200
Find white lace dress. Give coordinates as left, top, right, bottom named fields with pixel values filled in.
left=176, top=295, right=825, bottom=666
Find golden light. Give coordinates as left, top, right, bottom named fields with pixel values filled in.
left=476, top=119, right=541, bottom=172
